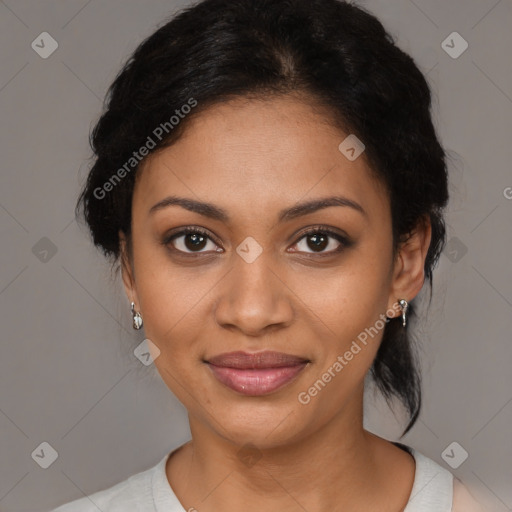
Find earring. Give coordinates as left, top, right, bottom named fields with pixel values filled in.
left=131, top=302, right=143, bottom=330
left=398, top=299, right=408, bottom=327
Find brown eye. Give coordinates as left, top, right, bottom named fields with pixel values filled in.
left=165, top=228, right=221, bottom=254
left=290, top=228, right=349, bottom=255
left=304, top=232, right=330, bottom=252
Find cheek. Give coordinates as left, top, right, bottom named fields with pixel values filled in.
left=135, top=237, right=392, bottom=354
left=135, top=266, right=212, bottom=405
left=130, top=242, right=210, bottom=358
left=286, top=253, right=393, bottom=393
left=131, top=226, right=394, bottom=409
left=292, top=255, right=392, bottom=338
left=137, top=274, right=209, bottom=355
left=293, top=278, right=387, bottom=421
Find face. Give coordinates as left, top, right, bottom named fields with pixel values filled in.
left=121, top=95, right=428, bottom=448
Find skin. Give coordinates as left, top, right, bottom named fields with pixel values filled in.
left=120, top=94, right=431, bottom=512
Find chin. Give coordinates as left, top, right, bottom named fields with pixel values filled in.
left=208, top=400, right=308, bottom=449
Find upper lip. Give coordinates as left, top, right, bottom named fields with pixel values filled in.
left=205, top=351, right=309, bottom=369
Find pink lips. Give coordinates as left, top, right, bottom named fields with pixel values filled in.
left=205, top=351, right=309, bottom=396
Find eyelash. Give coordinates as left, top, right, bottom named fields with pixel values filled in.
left=162, top=225, right=351, bottom=257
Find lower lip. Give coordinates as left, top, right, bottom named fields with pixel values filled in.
left=206, top=363, right=308, bottom=396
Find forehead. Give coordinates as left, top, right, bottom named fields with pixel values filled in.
left=133, top=96, right=388, bottom=223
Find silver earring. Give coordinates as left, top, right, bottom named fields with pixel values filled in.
left=398, top=299, right=408, bottom=327
left=131, top=302, right=143, bottom=330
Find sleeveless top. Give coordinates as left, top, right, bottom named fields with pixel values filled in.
left=52, top=442, right=454, bottom=511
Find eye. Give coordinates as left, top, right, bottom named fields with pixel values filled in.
left=290, top=227, right=349, bottom=255
left=163, top=225, right=351, bottom=257
left=164, top=227, right=222, bottom=254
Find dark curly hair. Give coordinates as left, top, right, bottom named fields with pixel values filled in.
left=76, top=0, right=449, bottom=436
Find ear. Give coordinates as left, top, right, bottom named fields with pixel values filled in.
left=119, top=230, right=138, bottom=306
left=386, top=215, right=432, bottom=315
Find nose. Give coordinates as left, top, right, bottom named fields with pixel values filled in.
left=214, top=251, right=294, bottom=337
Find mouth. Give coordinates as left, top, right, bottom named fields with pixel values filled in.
left=204, top=351, right=310, bottom=396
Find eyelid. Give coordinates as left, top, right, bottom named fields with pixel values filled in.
left=162, top=224, right=352, bottom=255
left=288, top=225, right=351, bottom=254
left=163, top=226, right=223, bottom=254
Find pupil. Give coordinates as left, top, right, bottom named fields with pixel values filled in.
left=185, top=233, right=206, bottom=251
left=182, top=232, right=329, bottom=252
left=308, top=233, right=327, bottom=251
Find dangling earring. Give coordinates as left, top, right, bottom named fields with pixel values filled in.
left=131, top=302, right=143, bottom=330
left=398, top=299, right=408, bottom=327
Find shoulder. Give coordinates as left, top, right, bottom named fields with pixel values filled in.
left=50, top=458, right=158, bottom=512
left=403, top=447, right=454, bottom=511
left=398, top=444, right=485, bottom=512
left=452, top=478, right=485, bottom=512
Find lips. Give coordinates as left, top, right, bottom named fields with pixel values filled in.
left=207, top=350, right=309, bottom=369
left=205, top=351, right=309, bottom=396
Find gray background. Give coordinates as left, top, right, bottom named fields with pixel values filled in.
left=0, top=1, right=511, bottom=511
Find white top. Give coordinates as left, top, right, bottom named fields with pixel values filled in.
left=52, top=443, right=455, bottom=512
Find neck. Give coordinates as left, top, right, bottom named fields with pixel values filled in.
left=165, top=386, right=414, bottom=512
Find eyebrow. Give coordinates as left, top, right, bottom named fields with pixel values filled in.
left=149, top=195, right=367, bottom=222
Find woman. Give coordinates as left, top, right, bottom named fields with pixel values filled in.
left=52, top=0, right=484, bottom=510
